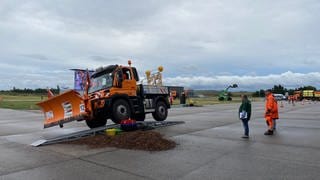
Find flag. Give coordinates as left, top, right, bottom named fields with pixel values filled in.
left=47, top=88, right=54, bottom=98
left=85, top=70, right=91, bottom=91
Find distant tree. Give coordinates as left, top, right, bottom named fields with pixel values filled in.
left=2, top=87, right=61, bottom=95
left=288, top=89, right=295, bottom=95
left=300, top=86, right=317, bottom=91
left=57, top=85, right=60, bottom=94
left=253, top=89, right=265, bottom=97
left=272, top=84, right=286, bottom=94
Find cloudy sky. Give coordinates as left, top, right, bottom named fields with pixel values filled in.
left=1, top=0, right=319, bottom=91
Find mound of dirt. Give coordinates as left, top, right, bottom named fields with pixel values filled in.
left=64, top=130, right=176, bottom=151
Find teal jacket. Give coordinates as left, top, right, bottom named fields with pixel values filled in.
left=239, top=100, right=252, bottom=120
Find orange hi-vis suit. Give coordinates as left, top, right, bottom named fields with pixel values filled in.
left=272, top=98, right=279, bottom=120
left=265, top=93, right=277, bottom=130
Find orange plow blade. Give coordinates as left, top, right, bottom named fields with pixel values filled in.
left=37, top=90, right=88, bottom=128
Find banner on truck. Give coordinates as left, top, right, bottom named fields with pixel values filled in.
left=72, top=69, right=94, bottom=91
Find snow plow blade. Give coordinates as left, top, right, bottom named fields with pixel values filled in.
left=37, top=90, right=87, bottom=128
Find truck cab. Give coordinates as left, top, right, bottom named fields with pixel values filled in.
left=88, top=65, right=138, bottom=97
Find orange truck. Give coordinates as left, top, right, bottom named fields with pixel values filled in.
left=37, top=61, right=170, bottom=129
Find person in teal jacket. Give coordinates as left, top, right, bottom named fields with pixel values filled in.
left=239, top=95, right=252, bottom=138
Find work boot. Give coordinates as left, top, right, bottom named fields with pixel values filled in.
left=264, top=130, right=273, bottom=136
left=241, top=135, right=249, bottom=139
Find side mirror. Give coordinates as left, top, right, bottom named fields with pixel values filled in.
left=232, top=84, right=238, bottom=88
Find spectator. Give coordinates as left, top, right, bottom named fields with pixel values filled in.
left=239, top=95, right=252, bottom=138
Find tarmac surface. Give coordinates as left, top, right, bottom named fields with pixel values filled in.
left=0, top=101, right=320, bottom=180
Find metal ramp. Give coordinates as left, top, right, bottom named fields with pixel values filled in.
left=31, top=121, right=184, bottom=147
left=31, top=124, right=118, bottom=147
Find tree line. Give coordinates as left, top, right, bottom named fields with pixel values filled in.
left=0, top=86, right=60, bottom=95
left=253, top=85, right=317, bottom=97
left=1, top=85, right=317, bottom=97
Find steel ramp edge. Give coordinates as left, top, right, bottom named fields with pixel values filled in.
left=31, top=121, right=184, bottom=147
left=31, top=124, right=120, bottom=147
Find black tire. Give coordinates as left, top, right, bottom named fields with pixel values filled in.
left=227, top=97, right=232, bottom=101
left=134, top=113, right=145, bottom=121
left=85, top=118, right=107, bottom=129
left=152, top=101, right=168, bottom=121
left=111, top=99, right=131, bottom=124
left=218, top=97, right=224, bottom=101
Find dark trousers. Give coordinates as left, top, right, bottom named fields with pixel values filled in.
left=241, top=118, right=249, bottom=136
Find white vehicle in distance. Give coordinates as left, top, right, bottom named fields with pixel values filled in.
left=273, top=93, right=287, bottom=101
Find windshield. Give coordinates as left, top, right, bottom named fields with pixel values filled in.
left=89, top=73, right=113, bottom=93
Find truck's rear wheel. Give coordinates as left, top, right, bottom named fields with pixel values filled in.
left=111, top=99, right=131, bottom=124
left=152, top=101, right=168, bottom=121
left=85, top=118, right=107, bottom=129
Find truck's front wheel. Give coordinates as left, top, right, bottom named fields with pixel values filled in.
left=152, top=101, right=168, bottom=121
left=85, top=118, right=107, bottom=129
left=111, top=99, right=131, bottom=124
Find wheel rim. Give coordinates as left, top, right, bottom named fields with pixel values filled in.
left=158, top=105, right=166, bottom=117
left=117, top=104, right=128, bottom=117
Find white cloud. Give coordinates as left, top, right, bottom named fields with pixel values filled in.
left=165, top=71, right=320, bottom=90
left=0, top=0, right=320, bottom=90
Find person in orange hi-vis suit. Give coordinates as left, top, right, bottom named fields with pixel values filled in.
left=272, top=97, right=279, bottom=131
left=264, top=89, right=276, bottom=135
